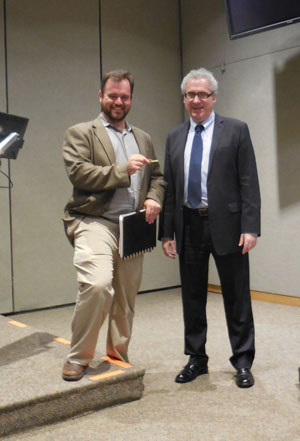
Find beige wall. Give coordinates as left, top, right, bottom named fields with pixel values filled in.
left=1, top=0, right=101, bottom=312
left=0, top=2, right=13, bottom=312
left=1, top=0, right=299, bottom=314
left=100, top=0, right=182, bottom=291
left=181, top=0, right=300, bottom=297
left=0, top=159, right=12, bottom=312
left=0, top=0, right=181, bottom=313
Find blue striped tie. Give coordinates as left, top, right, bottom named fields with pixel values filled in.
left=187, top=124, right=204, bottom=208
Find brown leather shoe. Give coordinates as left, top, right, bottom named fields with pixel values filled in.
left=62, top=362, right=85, bottom=381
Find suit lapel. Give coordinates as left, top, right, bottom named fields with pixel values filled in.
left=175, top=121, right=190, bottom=196
left=131, top=127, right=147, bottom=156
left=131, top=127, right=147, bottom=183
left=92, top=116, right=116, bottom=164
left=208, top=113, right=224, bottom=174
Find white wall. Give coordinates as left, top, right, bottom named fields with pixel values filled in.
left=181, top=0, right=300, bottom=297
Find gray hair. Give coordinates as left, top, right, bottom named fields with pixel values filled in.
left=181, top=68, right=218, bottom=95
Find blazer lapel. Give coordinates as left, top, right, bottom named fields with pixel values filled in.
left=131, top=127, right=146, bottom=155
left=208, top=113, right=224, bottom=174
left=131, top=126, right=149, bottom=184
left=175, top=121, right=190, bottom=197
left=92, top=116, right=116, bottom=164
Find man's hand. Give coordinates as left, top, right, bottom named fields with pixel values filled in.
left=162, top=239, right=176, bottom=259
left=239, top=233, right=257, bottom=255
left=127, top=154, right=148, bottom=175
left=144, top=199, right=161, bottom=224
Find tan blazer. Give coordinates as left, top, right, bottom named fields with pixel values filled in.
left=63, top=115, right=166, bottom=245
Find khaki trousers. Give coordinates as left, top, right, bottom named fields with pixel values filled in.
left=67, top=216, right=143, bottom=365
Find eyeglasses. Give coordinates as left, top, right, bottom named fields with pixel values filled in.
left=185, top=91, right=214, bottom=101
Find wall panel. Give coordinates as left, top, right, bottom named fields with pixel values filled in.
left=181, top=0, right=300, bottom=297
left=0, top=0, right=183, bottom=313
left=0, top=0, right=6, bottom=110
left=6, top=0, right=101, bottom=311
left=2, top=0, right=299, bottom=311
left=181, top=0, right=226, bottom=73
left=0, top=0, right=13, bottom=313
left=101, top=0, right=182, bottom=290
left=182, top=0, right=300, bottom=74
left=0, top=158, right=12, bottom=313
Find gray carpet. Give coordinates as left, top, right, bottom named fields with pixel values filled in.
left=5, top=289, right=300, bottom=441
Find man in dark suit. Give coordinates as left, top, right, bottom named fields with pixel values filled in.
left=160, top=68, right=261, bottom=388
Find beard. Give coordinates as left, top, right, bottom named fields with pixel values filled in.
left=101, top=103, right=129, bottom=124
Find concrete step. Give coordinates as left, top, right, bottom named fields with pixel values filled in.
left=0, top=315, right=145, bottom=438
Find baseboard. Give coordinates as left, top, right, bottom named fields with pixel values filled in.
left=4, top=285, right=299, bottom=317
left=208, top=284, right=300, bottom=307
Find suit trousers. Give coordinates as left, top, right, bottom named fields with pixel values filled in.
left=67, top=216, right=143, bottom=366
left=179, top=208, right=255, bottom=369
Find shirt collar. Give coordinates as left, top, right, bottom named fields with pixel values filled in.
left=100, top=112, right=132, bottom=132
left=190, top=110, right=215, bottom=132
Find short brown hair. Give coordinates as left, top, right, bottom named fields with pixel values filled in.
left=101, top=69, right=134, bottom=95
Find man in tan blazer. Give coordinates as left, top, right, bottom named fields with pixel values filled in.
left=62, top=69, right=166, bottom=381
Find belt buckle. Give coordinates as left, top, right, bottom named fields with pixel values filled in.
left=197, top=207, right=208, bottom=216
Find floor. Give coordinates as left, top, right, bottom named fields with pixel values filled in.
left=5, top=288, right=300, bottom=441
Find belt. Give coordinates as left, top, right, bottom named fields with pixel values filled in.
left=184, top=206, right=208, bottom=216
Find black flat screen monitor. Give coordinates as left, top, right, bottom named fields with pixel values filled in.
left=225, top=0, right=300, bottom=39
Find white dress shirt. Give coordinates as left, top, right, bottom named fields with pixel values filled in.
left=184, top=111, right=215, bottom=208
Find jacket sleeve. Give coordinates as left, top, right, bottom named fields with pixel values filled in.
left=63, top=124, right=130, bottom=192
left=145, top=140, right=166, bottom=207
left=237, top=123, right=261, bottom=236
left=158, top=133, right=176, bottom=239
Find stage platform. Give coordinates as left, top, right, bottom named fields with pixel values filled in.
left=0, top=314, right=145, bottom=438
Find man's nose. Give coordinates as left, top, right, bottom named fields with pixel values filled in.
left=115, top=96, right=123, bottom=105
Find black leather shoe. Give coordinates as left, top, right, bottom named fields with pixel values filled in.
left=236, top=368, right=254, bottom=388
left=175, top=363, right=208, bottom=383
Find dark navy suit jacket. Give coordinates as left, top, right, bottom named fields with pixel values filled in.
left=159, top=113, right=261, bottom=255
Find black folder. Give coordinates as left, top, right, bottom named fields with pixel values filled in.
left=119, top=210, right=157, bottom=259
